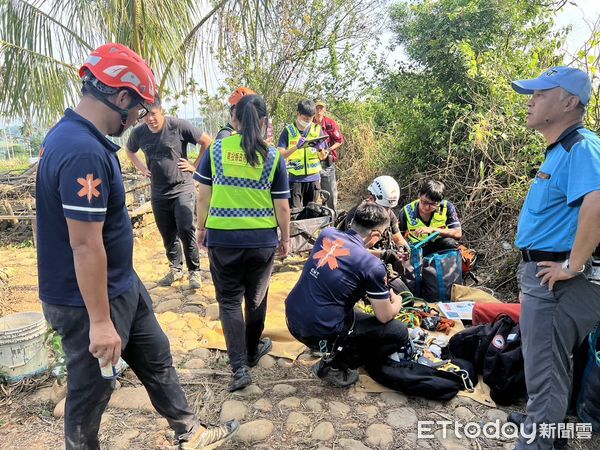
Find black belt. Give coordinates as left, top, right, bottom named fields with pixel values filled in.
left=521, top=249, right=569, bottom=262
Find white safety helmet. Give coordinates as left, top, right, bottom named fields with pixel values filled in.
left=367, top=176, right=400, bottom=208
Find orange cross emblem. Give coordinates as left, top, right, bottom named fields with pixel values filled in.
left=77, top=174, right=102, bottom=203
left=313, top=237, right=350, bottom=270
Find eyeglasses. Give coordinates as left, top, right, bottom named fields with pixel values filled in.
left=137, top=103, right=150, bottom=120
left=419, top=197, right=440, bottom=208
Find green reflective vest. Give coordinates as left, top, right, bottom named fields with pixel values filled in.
left=286, top=123, right=322, bottom=176
left=206, top=134, right=279, bottom=230
left=403, top=199, right=448, bottom=244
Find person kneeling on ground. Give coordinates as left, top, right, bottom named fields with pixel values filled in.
left=398, top=179, right=462, bottom=256
left=285, top=201, right=409, bottom=387
left=340, top=176, right=411, bottom=266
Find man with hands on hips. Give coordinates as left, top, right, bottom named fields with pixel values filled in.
left=509, top=66, right=600, bottom=450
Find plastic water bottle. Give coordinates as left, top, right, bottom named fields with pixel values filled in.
left=99, top=360, right=116, bottom=379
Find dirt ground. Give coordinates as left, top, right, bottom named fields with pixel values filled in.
left=0, top=225, right=598, bottom=450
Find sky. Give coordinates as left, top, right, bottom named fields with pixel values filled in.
left=172, top=0, right=600, bottom=118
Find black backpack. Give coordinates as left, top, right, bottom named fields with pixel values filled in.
left=449, top=315, right=526, bottom=405
left=365, top=357, right=477, bottom=401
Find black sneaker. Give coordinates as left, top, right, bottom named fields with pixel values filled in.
left=311, top=361, right=358, bottom=388
left=228, top=366, right=252, bottom=392
left=248, top=337, right=272, bottom=367
left=179, top=420, right=240, bottom=450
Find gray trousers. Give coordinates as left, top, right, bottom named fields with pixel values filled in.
left=320, top=164, right=337, bottom=211
left=517, top=261, right=600, bottom=449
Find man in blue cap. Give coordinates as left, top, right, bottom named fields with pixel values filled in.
left=510, top=66, right=600, bottom=449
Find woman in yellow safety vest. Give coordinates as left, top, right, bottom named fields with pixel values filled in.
left=196, top=95, right=291, bottom=392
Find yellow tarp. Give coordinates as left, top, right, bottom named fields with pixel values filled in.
left=198, top=270, right=307, bottom=360
left=451, top=284, right=501, bottom=303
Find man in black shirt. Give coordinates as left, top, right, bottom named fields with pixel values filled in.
left=126, top=96, right=212, bottom=288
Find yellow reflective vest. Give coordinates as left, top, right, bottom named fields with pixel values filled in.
left=206, top=134, right=279, bottom=230
left=403, top=199, right=448, bottom=244
left=286, top=123, right=322, bottom=177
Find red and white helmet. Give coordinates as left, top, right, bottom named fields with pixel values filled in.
left=368, top=176, right=400, bottom=208
left=79, top=43, right=156, bottom=103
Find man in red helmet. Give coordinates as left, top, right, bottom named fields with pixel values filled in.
left=36, top=43, right=238, bottom=450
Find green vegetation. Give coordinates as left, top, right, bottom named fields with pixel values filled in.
left=0, top=154, right=31, bottom=174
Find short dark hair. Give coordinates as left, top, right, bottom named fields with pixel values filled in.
left=419, top=180, right=445, bottom=202
left=352, top=201, right=390, bottom=231
left=148, top=94, right=161, bottom=110
left=297, top=99, right=316, bottom=117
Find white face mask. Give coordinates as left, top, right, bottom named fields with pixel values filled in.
left=297, top=118, right=311, bottom=130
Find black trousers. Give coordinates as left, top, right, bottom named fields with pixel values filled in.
left=42, top=275, right=197, bottom=450
left=152, top=191, right=200, bottom=272
left=421, top=236, right=459, bottom=256
left=290, top=180, right=320, bottom=210
left=208, top=247, right=276, bottom=371
left=289, top=310, right=409, bottom=370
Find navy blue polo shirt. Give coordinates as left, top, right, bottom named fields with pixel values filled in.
left=285, top=227, right=390, bottom=337
left=36, top=109, right=134, bottom=306
left=516, top=124, right=600, bottom=251
left=193, top=142, right=290, bottom=248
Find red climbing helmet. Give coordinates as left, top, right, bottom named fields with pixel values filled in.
left=79, top=43, right=156, bottom=103
left=228, top=87, right=256, bottom=106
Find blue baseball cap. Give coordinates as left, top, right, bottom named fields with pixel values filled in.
left=511, top=66, right=592, bottom=105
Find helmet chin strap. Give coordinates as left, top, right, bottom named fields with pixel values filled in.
left=88, top=86, right=130, bottom=136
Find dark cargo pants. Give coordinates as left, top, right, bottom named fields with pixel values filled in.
left=42, top=274, right=197, bottom=450
left=152, top=191, right=200, bottom=273
left=517, top=261, right=600, bottom=449
left=288, top=309, right=409, bottom=370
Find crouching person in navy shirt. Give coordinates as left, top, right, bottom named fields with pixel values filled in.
left=285, top=201, right=409, bottom=387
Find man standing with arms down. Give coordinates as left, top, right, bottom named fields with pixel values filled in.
left=278, top=99, right=328, bottom=210
left=36, top=43, right=238, bottom=449
left=313, top=100, right=344, bottom=210
left=126, top=96, right=212, bottom=288
left=510, top=66, right=600, bottom=449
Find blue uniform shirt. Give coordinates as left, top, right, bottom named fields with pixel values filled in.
left=193, top=143, right=290, bottom=248
left=516, top=124, right=600, bottom=252
left=285, top=227, right=390, bottom=337
left=36, top=109, right=135, bottom=306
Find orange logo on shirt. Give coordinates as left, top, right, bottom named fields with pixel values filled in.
left=313, top=238, right=350, bottom=270
left=77, top=174, right=102, bottom=203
